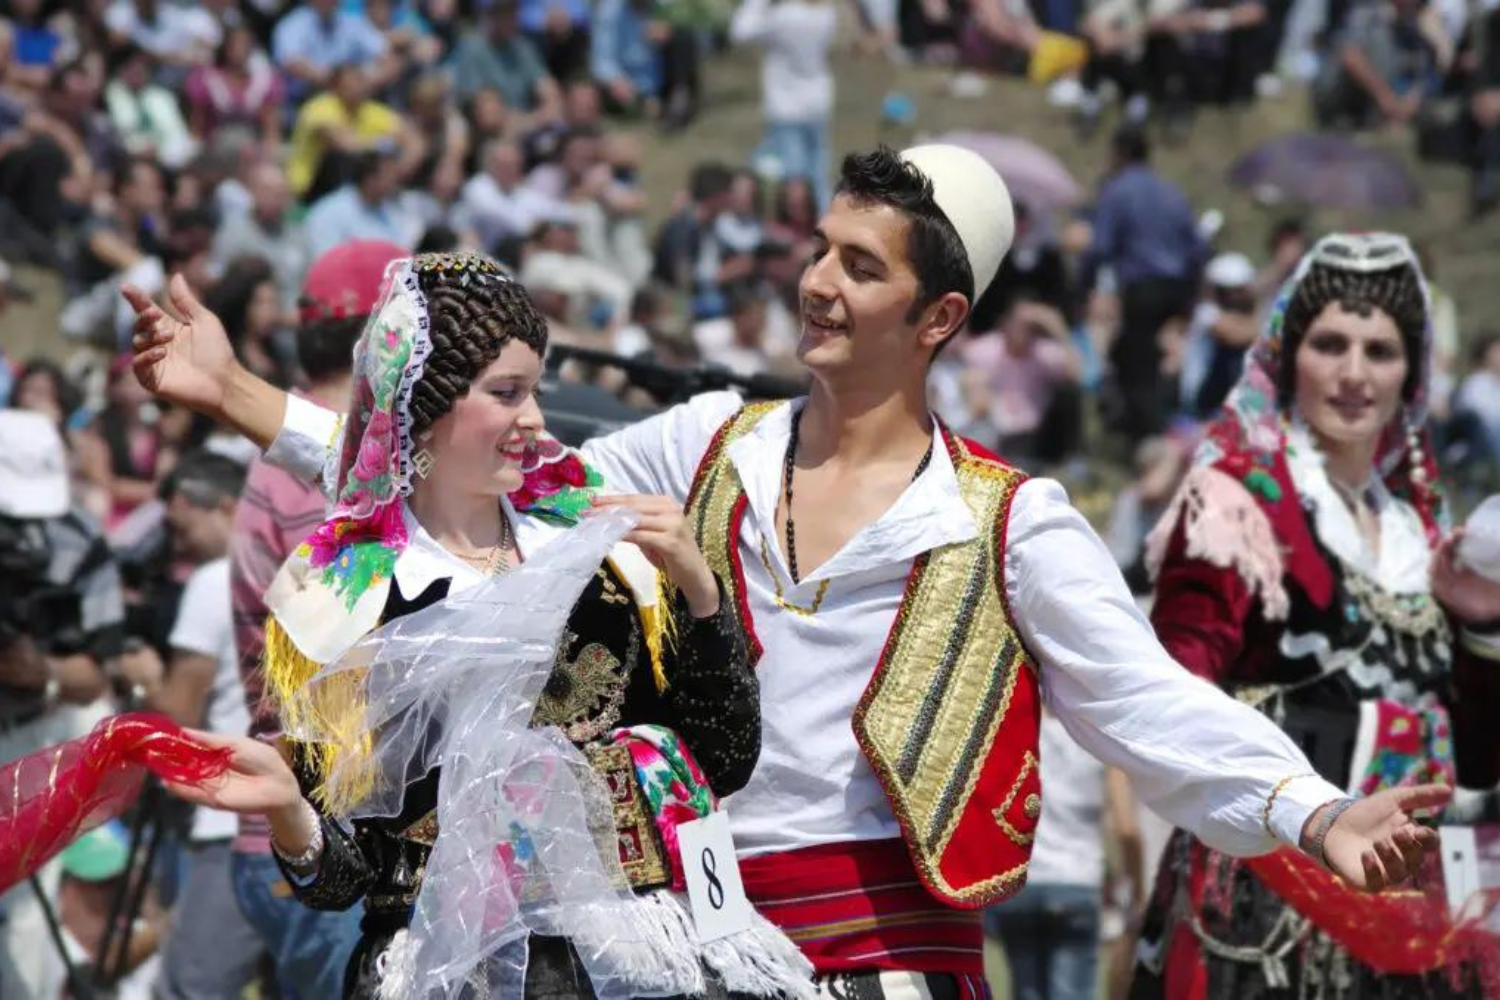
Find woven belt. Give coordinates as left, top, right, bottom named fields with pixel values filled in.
left=366, top=742, right=670, bottom=914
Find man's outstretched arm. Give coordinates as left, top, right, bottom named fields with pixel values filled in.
left=1007, top=478, right=1445, bottom=891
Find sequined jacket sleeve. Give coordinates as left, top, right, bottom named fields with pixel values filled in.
left=654, top=578, right=759, bottom=796
left=271, top=808, right=379, bottom=911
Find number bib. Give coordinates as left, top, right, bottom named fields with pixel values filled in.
left=675, top=812, right=753, bottom=942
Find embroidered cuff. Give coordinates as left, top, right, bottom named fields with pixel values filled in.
left=266, top=394, right=344, bottom=485
left=1266, top=772, right=1347, bottom=850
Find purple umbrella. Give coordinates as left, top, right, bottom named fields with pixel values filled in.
left=1228, top=133, right=1421, bottom=211
left=934, top=131, right=1084, bottom=211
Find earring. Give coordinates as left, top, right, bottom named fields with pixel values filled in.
left=412, top=448, right=435, bottom=479
left=1405, top=413, right=1428, bottom=486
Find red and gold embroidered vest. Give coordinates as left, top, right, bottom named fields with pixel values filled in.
left=685, top=403, right=1044, bottom=908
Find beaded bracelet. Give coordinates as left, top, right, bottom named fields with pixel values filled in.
left=1262, top=773, right=1315, bottom=836
left=270, top=799, right=325, bottom=873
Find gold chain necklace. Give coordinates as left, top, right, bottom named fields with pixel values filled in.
left=451, top=515, right=515, bottom=576
left=758, top=536, right=831, bottom=616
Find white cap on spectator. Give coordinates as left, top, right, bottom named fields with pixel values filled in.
left=0, top=410, right=69, bottom=518
left=1206, top=252, right=1256, bottom=289
left=899, top=144, right=1015, bottom=299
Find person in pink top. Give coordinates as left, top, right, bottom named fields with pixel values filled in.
left=962, top=292, right=1082, bottom=463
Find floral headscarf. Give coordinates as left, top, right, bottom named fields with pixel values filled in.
left=265, top=252, right=600, bottom=666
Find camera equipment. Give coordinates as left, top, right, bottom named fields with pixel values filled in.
left=0, top=514, right=84, bottom=653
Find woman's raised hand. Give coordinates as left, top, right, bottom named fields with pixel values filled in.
left=121, top=273, right=239, bottom=418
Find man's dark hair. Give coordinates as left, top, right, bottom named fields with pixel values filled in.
left=297, top=315, right=367, bottom=384
left=689, top=162, right=734, bottom=205
left=836, top=146, right=975, bottom=321
left=163, top=450, right=248, bottom=508
left=1111, top=126, right=1150, bottom=166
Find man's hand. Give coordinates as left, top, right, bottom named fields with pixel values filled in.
left=1311, top=784, right=1450, bottom=891
left=1433, top=530, right=1500, bottom=625
left=588, top=495, right=721, bottom=618
left=122, top=274, right=240, bottom=420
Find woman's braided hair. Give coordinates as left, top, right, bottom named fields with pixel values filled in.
left=406, top=251, right=549, bottom=437
left=1277, top=261, right=1427, bottom=408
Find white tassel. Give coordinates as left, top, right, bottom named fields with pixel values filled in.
left=634, top=891, right=817, bottom=1000
left=375, top=928, right=420, bottom=1000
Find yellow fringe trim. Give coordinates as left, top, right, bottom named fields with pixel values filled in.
left=621, top=569, right=677, bottom=695
left=263, top=616, right=377, bottom=815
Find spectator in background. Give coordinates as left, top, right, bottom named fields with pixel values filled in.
left=652, top=161, right=747, bottom=317
left=272, top=0, right=394, bottom=102
left=103, top=44, right=198, bottom=170
left=524, top=0, right=593, bottom=81
left=9, top=358, right=83, bottom=437
left=75, top=156, right=167, bottom=293
left=462, top=137, right=560, bottom=249
left=205, top=257, right=298, bottom=388
left=966, top=293, right=1083, bottom=463
left=698, top=280, right=774, bottom=377
left=519, top=213, right=634, bottom=330
left=77, top=355, right=166, bottom=532
left=1178, top=250, right=1258, bottom=419
left=1253, top=215, right=1306, bottom=311
left=4, top=0, right=70, bottom=91
left=991, top=200, right=1070, bottom=316
left=183, top=25, right=285, bottom=149
left=986, top=713, right=1143, bottom=1000
left=1149, top=0, right=1266, bottom=118
left=592, top=0, right=665, bottom=114
left=1105, top=434, right=1191, bottom=593
left=115, top=451, right=267, bottom=1000
left=1081, top=126, right=1204, bottom=442
left=284, top=63, right=407, bottom=202
left=571, top=132, right=652, bottom=286
left=211, top=159, right=308, bottom=309
left=731, top=0, right=838, bottom=210
left=0, top=60, right=118, bottom=259
left=226, top=241, right=403, bottom=1000
left=304, top=147, right=424, bottom=257
left=961, top=0, right=1041, bottom=76
left=1312, top=0, right=1451, bottom=129
left=447, top=0, right=563, bottom=121
left=103, top=0, right=219, bottom=73
left=1459, top=1, right=1500, bottom=215
left=1455, top=332, right=1500, bottom=462
left=407, top=71, right=472, bottom=194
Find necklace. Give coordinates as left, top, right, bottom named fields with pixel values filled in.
left=450, top=513, right=515, bottom=576
left=781, top=409, right=935, bottom=585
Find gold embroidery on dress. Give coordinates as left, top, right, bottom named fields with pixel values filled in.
left=401, top=811, right=440, bottom=846
left=533, top=631, right=633, bottom=742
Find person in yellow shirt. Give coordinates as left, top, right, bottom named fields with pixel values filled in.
left=285, top=64, right=418, bottom=201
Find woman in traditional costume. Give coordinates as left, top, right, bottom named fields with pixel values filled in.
left=1132, top=232, right=1500, bottom=997
left=144, top=251, right=811, bottom=999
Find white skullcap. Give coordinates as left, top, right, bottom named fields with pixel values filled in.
left=899, top=144, right=1015, bottom=300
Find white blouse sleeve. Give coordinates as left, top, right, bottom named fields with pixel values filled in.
left=264, top=394, right=344, bottom=486
left=1004, top=477, right=1345, bottom=856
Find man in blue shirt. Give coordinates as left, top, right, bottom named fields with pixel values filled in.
left=1080, top=126, right=1205, bottom=442
left=272, top=0, right=395, bottom=102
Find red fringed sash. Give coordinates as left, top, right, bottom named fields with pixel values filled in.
left=0, top=713, right=231, bottom=892
left=1246, top=849, right=1500, bottom=982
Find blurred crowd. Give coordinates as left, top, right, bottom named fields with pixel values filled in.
left=2, top=0, right=1500, bottom=996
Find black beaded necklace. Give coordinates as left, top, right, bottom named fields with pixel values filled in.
left=782, top=409, right=936, bottom=583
